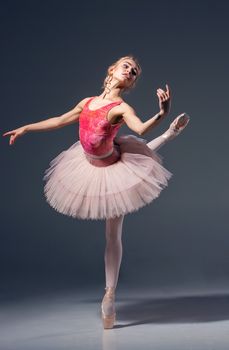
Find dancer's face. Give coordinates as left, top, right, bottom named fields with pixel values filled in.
left=111, top=59, right=139, bottom=89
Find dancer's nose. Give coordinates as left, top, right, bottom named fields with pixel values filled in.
left=124, top=68, right=131, bottom=77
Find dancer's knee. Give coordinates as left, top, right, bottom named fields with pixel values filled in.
left=105, top=215, right=124, bottom=241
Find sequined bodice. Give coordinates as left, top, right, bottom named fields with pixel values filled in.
left=79, top=97, right=124, bottom=156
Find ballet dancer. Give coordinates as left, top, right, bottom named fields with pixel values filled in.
left=3, top=56, right=190, bottom=329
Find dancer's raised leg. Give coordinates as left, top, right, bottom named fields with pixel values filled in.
left=147, top=113, right=190, bottom=151
left=101, top=215, right=124, bottom=329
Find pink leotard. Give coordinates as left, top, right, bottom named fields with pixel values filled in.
left=79, top=97, right=124, bottom=157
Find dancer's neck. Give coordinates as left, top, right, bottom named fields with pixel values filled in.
left=100, top=78, right=124, bottom=100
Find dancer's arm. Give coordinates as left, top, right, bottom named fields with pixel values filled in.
left=122, top=85, right=171, bottom=136
left=3, top=97, right=89, bottom=145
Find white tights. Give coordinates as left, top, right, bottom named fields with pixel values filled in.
left=104, top=133, right=169, bottom=289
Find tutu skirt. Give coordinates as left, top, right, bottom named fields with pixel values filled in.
left=43, top=135, right=172, bottom=220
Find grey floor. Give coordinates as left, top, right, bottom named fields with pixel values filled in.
left=1, top=287, right=229, bottom=350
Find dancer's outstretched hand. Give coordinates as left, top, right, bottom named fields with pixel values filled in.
left=157, top=84, right=171, bottom=116
left=3, top=126, right=27, bottom=145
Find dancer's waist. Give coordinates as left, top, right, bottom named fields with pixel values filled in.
left=83, top=146, right=121, bottom=167
left=84, top=147, right=114, bottom=159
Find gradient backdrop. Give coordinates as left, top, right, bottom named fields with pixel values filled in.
left=1, top=0, right=229, bottom=300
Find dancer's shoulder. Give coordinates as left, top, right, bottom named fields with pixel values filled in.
left=78, top=96, right=94, bottom=109
left=118, top=101, right=136, bottom=116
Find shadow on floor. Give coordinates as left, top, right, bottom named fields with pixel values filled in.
left=117, top=294, right=229, bottom=328
left=83, top=294, right=229, bottom=328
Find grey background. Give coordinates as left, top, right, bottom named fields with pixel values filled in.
left=1, top=0, right=229, bottom=300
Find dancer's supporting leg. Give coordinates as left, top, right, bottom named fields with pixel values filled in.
left=102, top=215, right=124, bottom=319
left=147, top=113, right=190, bottom=151
left=104, top=215, right=124, bottom=289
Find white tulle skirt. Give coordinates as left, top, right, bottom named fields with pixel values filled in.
left=43, top=135, right=172, bottom=220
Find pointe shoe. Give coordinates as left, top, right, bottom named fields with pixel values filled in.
left=101, top=287, right=116, bottom=329
left=162, top=113, right=190, bottom=141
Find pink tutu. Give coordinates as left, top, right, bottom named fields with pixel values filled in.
left=43, top=135, right=172, bottom=220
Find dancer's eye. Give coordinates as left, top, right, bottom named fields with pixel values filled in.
left=122, top=62, right=137, bottom=77
left=131, top=68, right=137, bottom=76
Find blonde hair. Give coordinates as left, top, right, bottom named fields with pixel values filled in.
left=103, top=55, right=142, bottom=91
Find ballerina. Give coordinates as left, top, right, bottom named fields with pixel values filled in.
left=3, top=55, right=190, bottom=329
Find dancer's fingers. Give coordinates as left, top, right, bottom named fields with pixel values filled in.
left=157, top=89, right=167, bottom=100
left=157, top=92, right=164, bottom=101
left=164, top=92, right=170, bottom=100
left=166, top=84, right=171, bottom=96
left=157, top=89, right=164, bottom=96
left=158, top=90, right=167, bottom=100
left=159, top=89, right=170, bottom=100
left=158, top=88, right=165, bottom=94
left=3, top=130, right=14, bottom=136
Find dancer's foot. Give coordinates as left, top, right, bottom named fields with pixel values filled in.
left=101, top=287, right=116, bottom=329
left=162, top=113, right=190, bottom=141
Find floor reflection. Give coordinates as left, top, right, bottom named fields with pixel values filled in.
left=102, top=329, right=117, bottom=350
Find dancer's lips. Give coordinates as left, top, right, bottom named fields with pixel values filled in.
left=122, top=73, right=130, bottom=79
